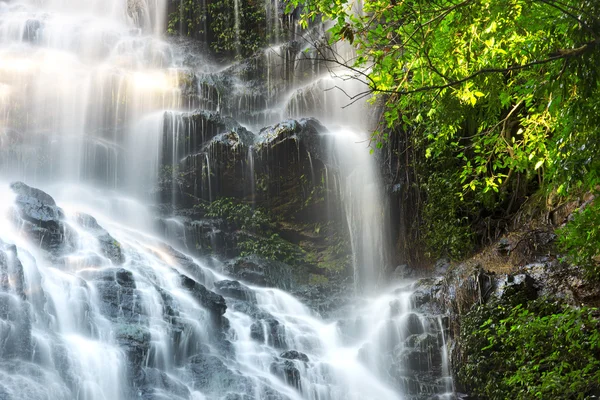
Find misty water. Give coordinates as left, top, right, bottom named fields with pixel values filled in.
left=0, top=1, right=453, bottom=399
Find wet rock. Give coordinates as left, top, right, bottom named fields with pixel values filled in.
left=0, top=241, right=26, bottom=299
left=76, top=213, right=125, bottom=264
left=280, top=350, right=309, bottom=363
left=228, top=299, right=271, bottom=320
left=187, top=353, right=252, bottom=394
left=292, top=278, right=353, bottom=318
left=223, top=256, right=294, bottom=290
left=392, top=264, right=415, bottom=279
left=80, top=267, right=143, bottom=323
left=249, top=318, right=286, bottom=348
left=434, top=258, right=451, bottom=275
left=214, top=280, right=256, bottom=303
left=115, top=324, right=151, bottom=368
left=518, top=261, right=600, bottom=305
left=494, top=273, right=537, bottom=303
left=405, top=333, right=440, bottom=353
left=270, top=360, right=301, bottom=390
left=158, top=245, right=206, bottom=284
left=0, top=242, right=32, bottom=359
left=136, top=367, right=191, bottom=400
left=163, top=110, right=251, bottom=166
left=9, top=182, right=73, bottom=255
left=403, top=313, right=425, bottom=336
left=179, top=274, right=227, bottom=317
left=255, top=118, right=329, bottom=161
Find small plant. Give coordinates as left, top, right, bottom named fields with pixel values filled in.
left=557, top=198, right=600, bottom=280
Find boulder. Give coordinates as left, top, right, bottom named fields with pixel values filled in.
left=10, top=182, right=73, bottom=255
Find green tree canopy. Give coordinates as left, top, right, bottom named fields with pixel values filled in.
left=288, top=0, right=600, bottom=257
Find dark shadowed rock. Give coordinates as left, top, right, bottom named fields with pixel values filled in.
left=270, top=359, right=301, bottom=390
left=180, top=274, right=227, bottom=317
left=214, top=280, right=256, bottom=303
left=79, top=267, right=143, bottom=323
left=280, top=350, right=309, bottom=363
left=250, top=318, right=286, bottom=348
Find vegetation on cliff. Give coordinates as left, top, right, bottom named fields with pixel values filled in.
left=459, top=297, right=600, bottom=399
left=288, top=0, right=600, bottom=263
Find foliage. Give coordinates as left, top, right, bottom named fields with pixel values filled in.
left=167, top=0, right=204, bottom=37
left=459, top=297, right=600, bottom=399
left=168, top=0, right=269, bottom=58
left=208, top=0, right=267, bottom=57
left=557, top=198, right=600, bottom=280
left=238, top=233, right=305, bottom=265
left=421, top=171, right=474, bottom=259
left=205, top=197, right=274, bottom=233
left=288, top=0, right=600, bottom=255
left=205, top=198, right=305, bottom=263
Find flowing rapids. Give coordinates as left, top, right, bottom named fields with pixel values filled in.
left=0, top=1, right=453, bottom=399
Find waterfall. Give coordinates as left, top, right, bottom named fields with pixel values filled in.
left=0, top=0, right=453, bottom=399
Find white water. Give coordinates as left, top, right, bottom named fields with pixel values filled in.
left=0, top=0, right=452, bottom=399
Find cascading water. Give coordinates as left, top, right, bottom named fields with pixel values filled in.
left=0, top=1, right=454, bottom=399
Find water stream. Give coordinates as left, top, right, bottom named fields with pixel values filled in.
left=0, top=1, right=452, bottom=399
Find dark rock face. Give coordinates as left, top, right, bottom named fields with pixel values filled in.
left=214, top=280, right=256, bottom=303
left=76, top=213, right=125, bottom=264
left=79, top=267, right=142, bottom=324
left=270, top=359, right=301, bottom=390
left=9, top=181, right=73, bottom=255
left=179, top=274, right=227, bottom=317
left=249, top=318, right=286, bottom=349
left=280, top=350, right=309, bottom=363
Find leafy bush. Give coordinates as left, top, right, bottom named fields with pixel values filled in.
left=205, top=198, right=304, bottom=264
left=459, top=298, right=600, bottom=399
left=238, top=233, right=305, bottom=265
left=422, top=171, right=474, bottom=260
left=557, top=198, right=600, bottom=280
left=205, top=197, right=274, bottom=233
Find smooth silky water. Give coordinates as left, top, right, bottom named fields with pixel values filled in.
left=0, top=1, right=452, bottom=399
